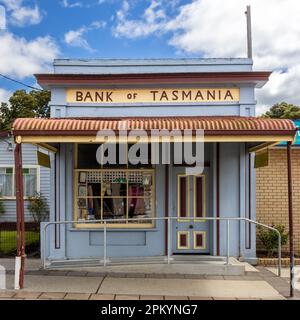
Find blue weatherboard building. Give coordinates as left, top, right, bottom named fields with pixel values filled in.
left=11, top=58, right=296, bottom=267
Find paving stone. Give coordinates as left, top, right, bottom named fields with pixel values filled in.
left=140, top=295, right=164, bottom=300
left=204, top=275, right=224, bottom=280
left=126, top=273, right=146, bottom=278
left=115, top=295, right=140, bottom=300
left=223, top=276, right=244, bottom=280
left=64, top=293, right=91, bottom=300
left=213, top=297, right=237, bottom=300
left=107, top=273, right=127, bottom=278
left=165, top=274, right=186, bottom=279
left=164, top=296, right=188, bottom=300
left=0, top=291, right=16, bottom=298
left=86, top=272, right=107, bottom=277
left=145, top=274, right=166, bottom=279
left=185, top=275, right=206, bottom=279
left=48, top=270, right=68, bottom=276
left=90, top=294, right=115, bottom=300
left=14, top=291, right=42, bottom=299
left=188, top=296, right=213, bottom=300
left=66, top=271, right=88, bottom=277
left=39, top=292, right=67, bottom=299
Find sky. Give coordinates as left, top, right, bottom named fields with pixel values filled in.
left=0, top=0, right=300, bottom=115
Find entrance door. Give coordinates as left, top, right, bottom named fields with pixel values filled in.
left=172, top=168, right=210, bottom=254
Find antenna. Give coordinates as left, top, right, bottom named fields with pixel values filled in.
left=245, top=5, right=253, bottom=59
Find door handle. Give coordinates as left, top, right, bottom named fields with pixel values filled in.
left=189, top=225, right=194, bottom=229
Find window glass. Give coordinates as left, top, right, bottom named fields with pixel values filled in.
left=75, top=169, right=154, bottom=226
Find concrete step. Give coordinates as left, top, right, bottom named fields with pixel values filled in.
left=45, top=256, right=245, bottom=276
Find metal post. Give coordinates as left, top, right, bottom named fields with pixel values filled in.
left=167, top=217, right=171, bottom=264
left=278, top=232, right=281, bottom=277
left=245, top=5, right=253, bottom=59
left=226, top=220, right=230, bottom=265
left=103, top=222, right=107, bottom=267
left=14, top=143, right=25, bottom=289
left=287, top=141, right=294, bottom=297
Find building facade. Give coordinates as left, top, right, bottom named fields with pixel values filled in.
left=256, top=122, right=300, bottom=256
left=0, top=133, right=50, bottom=222
left=11, top=58, right=296, bottom=266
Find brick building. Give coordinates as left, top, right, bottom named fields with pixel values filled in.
left=256, top=121, right=300, bottom=256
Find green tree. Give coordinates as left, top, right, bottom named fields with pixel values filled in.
left=0, top=89, right=50, bottom=131
left=262, top=102, right=300, bottom=119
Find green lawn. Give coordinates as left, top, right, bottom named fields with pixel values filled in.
left=0, top=231, right=40, bottom=254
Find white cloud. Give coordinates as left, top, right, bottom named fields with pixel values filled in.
left=0, top=88, right=11, bottom=103
left=113, top=0, right=168, bottom=38
left=0, top=4, right=6, bottom=29
left=113, top=0, right=300, bottom=114
left=0, top=32, right=59, bottom=79
left=60, top=0, right=82, bottom=8
left=0, top=0, right=43, bottom=26
left=64, top=20, right=106, bottom=51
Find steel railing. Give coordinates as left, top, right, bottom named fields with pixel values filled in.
left=42, top=216, right=282, bottom=276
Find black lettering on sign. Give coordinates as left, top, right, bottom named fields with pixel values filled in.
left=84, top=91, right=93, bottom=102
left=224, top=90, right=234, bottom=100
left=95, top=92, right=104, bottom=102
left=172, top=90, right=179, bottom=101
left=106, top=92, right=113, bottom=102
left=160, top=91, right=168, bottom=101
left=207, top=90, right=215, bottom=100
left=150, top=90, right=159, bottom=101
left=76, top=91, right=83, bottom=101
left=195, top=90, right=204, bottom=101
left=182, top=91, right=192, bottom=100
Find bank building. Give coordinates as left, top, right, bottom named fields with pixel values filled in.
left=11, top=58, right=296, bottom=271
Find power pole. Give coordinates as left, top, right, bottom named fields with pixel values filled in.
left=245, top=5, right=253, bottom=59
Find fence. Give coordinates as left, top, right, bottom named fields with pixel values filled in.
left=0, top=222, right=40, bottom=257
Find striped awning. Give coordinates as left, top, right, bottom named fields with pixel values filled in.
left=12, top=116, right=296, bottom=143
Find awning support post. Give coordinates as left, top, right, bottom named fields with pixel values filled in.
left=287, top=141, right=294, bottom=297
left=14, top=143, right=25, bottom=289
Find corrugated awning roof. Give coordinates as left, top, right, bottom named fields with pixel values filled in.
left=12, top=116, right=296, bottom=137
left=12, top=117, right=296, bottom=145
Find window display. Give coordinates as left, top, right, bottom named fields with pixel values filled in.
left=75, top=169, right=155, bottom=227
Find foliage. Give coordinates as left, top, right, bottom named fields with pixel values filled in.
left=261, top=102, right=300, bottom=119
left=27, top=192, right=49, bottom=224
left=0, top=197, right=4, bottom=215
left=257, top=224, right=289, bottom=257
left=0, top=231, right=39, bottom=254
left=0, top=89, right=51, bottom=130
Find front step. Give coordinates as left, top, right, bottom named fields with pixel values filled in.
left=45, top=256, right=246, bottom=276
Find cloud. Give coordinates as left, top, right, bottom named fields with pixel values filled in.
left=64, top=20, right=106, bottom=51
left=0, top=32, right=59, bottom=79
left=112, top=0, right=300, bottom=114
left=60, top=0, right=82, bottom=8
left=0, top=4, right=6, bottom=29
left=0, top=0, right=43, bottom=26
left=0, top=88, right=11, bottom=103
left=113, top=0, right=168, bottom=38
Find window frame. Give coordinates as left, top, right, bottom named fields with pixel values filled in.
left=0, top=165, right=40, bottom=200
left=73, top=144, right=156, bottom=229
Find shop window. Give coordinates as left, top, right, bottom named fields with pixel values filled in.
left=0, top=167, right=39, bottom=198
left=75, top=169, right=155, bottom=227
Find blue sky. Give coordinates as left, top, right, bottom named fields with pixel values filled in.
left=0, top=0, right=300, bottom=114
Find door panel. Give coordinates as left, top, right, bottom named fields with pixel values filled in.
left=172, top=168, right=210, bottom=254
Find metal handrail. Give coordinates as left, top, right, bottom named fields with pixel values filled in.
left=42, top=216, right=281, bottom=276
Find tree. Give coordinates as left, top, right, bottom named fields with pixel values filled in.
left=262, top=102, right=300, bottom=119
left=0, top=89, right=50, bottom=131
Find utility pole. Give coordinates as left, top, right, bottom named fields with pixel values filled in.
left=245, top=5, right=253, bottom=59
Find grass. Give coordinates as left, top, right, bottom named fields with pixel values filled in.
left=0, top=231, right=40, bottom=254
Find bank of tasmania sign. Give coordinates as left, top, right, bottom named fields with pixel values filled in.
left=67, top=88, right=240, bottom=104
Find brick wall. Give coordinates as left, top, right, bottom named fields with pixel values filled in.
left=256, top=148, right=300, bottom=255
